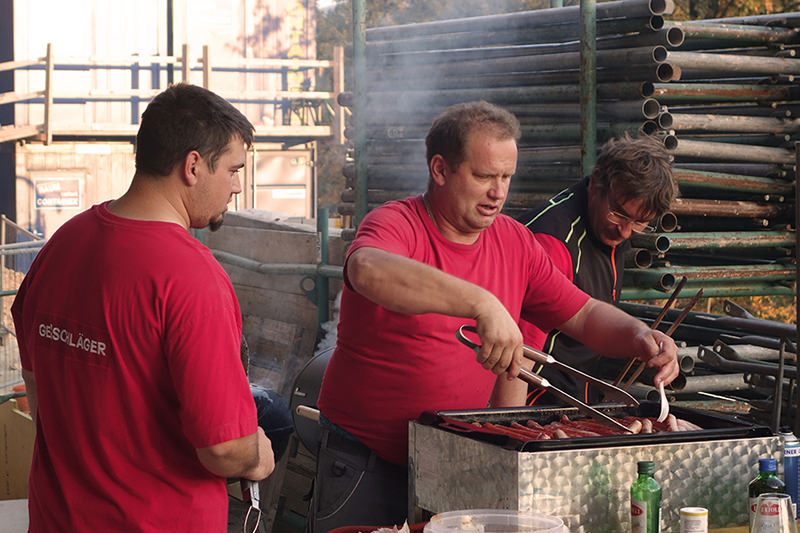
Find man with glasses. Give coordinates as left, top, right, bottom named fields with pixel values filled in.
left=517, top=134, right=677, bottom=405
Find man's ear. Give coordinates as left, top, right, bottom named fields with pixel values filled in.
left=183, top=151, right=202, bottom=186
left=429, top=154, right=449, bottom=186
left=588, top=172, right=599, bottom=198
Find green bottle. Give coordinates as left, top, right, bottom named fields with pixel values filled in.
left=748, top=458, right=787, bottom=531
left=630, top=460, right=661, bottom=533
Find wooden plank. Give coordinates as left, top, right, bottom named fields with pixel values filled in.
left=0, top=91, right=44, bottom=106
left=0, top=402, right=34, bottom=500
left=0, top=125, right=41, bottom=144
left=0, top=58, right=42, bottom=72
left=236, top=286, right=316, bottom=326
left=239, top=305, right=317, bottom=398
left=207, top=226, right=319, bottom=265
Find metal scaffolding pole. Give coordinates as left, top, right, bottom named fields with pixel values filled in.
left=353, top=0, right=367, bottom=226
left=580, top=0, right=597, bottom=175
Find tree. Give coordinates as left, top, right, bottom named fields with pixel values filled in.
left=672, top=0, right=798, bottom=20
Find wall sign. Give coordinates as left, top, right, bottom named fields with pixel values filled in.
left=33, top=177, right=82, bottom=209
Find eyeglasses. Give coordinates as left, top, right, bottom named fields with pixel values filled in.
left=606, top=198, right=656, bottom=234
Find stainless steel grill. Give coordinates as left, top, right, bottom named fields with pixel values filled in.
left=409, top=404, right=780, bottom=532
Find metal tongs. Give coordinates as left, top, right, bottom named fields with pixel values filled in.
left=456, top=325, right=635, bottom=434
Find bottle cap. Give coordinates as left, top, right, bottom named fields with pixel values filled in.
left=759, top=458, right=777, bottom=472
left=637, top=461, right=655, bottom=475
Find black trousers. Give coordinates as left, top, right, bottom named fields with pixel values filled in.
left=309, top=427, right=408, bottom=532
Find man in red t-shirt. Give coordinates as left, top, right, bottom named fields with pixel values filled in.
left=311, top=101, right=680, bottom=532
left=12, top=83, right=274, bottom=532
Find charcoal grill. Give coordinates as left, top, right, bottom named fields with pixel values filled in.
left=409, top=403, right=779, bottom=532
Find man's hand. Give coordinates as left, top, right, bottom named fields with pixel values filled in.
left=559, top=298, right=680, bottom=387
left=473, top=294, right=524, bottom=379
left=636, top=329, right=679, bottom=387
left=241, top=428, right=275, bottom=481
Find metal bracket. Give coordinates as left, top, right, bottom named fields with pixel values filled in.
left=300, top=275, right=318, bottom=305
left=722, top=299, right=755, bottom=320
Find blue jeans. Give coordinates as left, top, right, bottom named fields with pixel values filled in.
left=251, top=385, right=293, bottom=462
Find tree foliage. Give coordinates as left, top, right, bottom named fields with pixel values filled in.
left=666, top=0, right=799, bottom=20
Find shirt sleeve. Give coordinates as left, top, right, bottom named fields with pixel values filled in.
left=10, top=276, right=32, bottom=371
left=519, top=234, right=590, bottom=335
left=343, top=201, right=420, bottom=289
left=165, top=266, right=256, bottom=449
left=519, top=233, right=577, bottom=348
left=534, top=233, right=573, bottom=282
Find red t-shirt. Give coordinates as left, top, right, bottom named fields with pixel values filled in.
left=12, top=203, right=256, bottom=532
left=519, top=233, right=574, bottom=350
left=318, top=196, right=589, bottom=465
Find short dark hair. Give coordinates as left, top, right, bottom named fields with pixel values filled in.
left=591, top=133, right=677, bottom=216
left=135, top=83, right=254, bottom=177
left=425, top=101, right=521, bottom=173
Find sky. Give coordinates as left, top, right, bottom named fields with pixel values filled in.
left=317, top=0, right=337, bottom=9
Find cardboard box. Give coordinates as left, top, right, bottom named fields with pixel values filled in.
left=0, top=399, right=34, bottom=500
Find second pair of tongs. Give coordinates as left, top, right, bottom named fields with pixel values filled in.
left=456, top=325, right=635, bottom=434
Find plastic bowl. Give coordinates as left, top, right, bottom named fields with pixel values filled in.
left=423, top=509, right=567, bottom=532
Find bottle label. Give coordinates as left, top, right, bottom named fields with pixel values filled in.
left=632, top=497, right=660, bottom=532
left=749, top=497, right=758, bottom=530
left=632, top=497, right=647, bottom=533
left=786, top=442, right=800, bottom=520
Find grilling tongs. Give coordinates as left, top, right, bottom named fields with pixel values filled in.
left=456, top=325, right=635, bottom=434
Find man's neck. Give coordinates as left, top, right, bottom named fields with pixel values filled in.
left=107, top=174, right=189, bottom=228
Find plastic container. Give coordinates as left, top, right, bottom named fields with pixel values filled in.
left=423, top=509, right=567, bottom=532
left=329, top=523, right=427, bottom=532
left=12, top=384, right=28, bottom=413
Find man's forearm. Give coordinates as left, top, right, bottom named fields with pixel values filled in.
left=559, top=299, right=650, bottom=358
left=347, top=247, right=491, bottom=318
left=196, top=429, right=274, bottom=480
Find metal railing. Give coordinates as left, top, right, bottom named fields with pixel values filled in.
left=0, top=216, right=45, bottom=391
left=0, top=43, right=347, bottom=145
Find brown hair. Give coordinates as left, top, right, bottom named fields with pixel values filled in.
left=135, top=83, right=254, bottom=177
left=591, top=133, right=677, bottom=216
left=425, top=101, right=521, bottom=174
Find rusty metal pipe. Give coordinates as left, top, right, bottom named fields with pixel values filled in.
left=629, top=233, right=671, bottom=252
left=670, top=198, right=789, bottom=218
left=674, top=167, right=794, bottom=194
left=675, top=163, right=791, bottom=179
left=627, top=269, right=676, bottom=290
left=668, top=113, right=800, bottom=134
left=665, top=50, right=800, bottom=76
left=621, top=282, right=795, bottom=300
left=673, top=21, right=800, bottom=47
left=375, top=46, right=668, bottom=80
left=625, top=248, right=654, bottom=269
left=632, top=264, right=796, bottom=285
left=368, top=62, right=678, bottom=89
left=668, top=102, right=800, bottom=118
left=376, top=41, right=670, bottom=66
left=657, top=211, right=678, bottom=232
left=680, top=134, right=798, bottom=148
left=358, top=16, right=667, bottom=57
left=678, top=373, right=750, bottom=393
left=652, top=83, right=800, bottom=104
left=635, top=230, right=795, bottom=250
left=670, top=138, right=795, bottom=164
left=341, top=82, right=652, bottom=109
left=365, top=0, right=673, bottom=41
